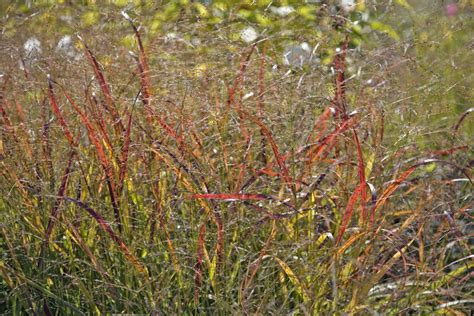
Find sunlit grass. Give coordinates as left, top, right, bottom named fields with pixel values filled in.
left=0, top=1, right=472, bottom=314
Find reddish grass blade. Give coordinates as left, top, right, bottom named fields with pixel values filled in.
left=306, top=116, right=358, bottom=163
left=235, top=137, right=252, bottom=192
left=121, top=12, right=152, bottom=111
left=238, top=109, right=293, bottom=191
left=452, top=107, right=473, bottom=135
left=257, top=43, right=267, bottom=164
left=0, top=76, right=24, bottom=147
left=77, top=35, right=124, bottom=132
left=370, top=159, right=472, bottom=222
left=0, top=76, right=24, bottom=151
left=61, top=197, right=146, bottom=274
left=13, top=95, right=26, bottom=123
left=61, top=87, right=122, bottom=232
left=336, top=183, right=363, bottom=244
left=305, top=107, right=332, bottom=145
left=352, top=129, right=367, bottom=222
left=47, top=75, right=76, bottom=147
left=226, top=44, right=256, bottom=110
left=430, top=145, right=468, bottom=156
left=227, top=44, right=256, bottom=161
left=38, top=150, right=76, bottom=269
left=240, top=152, right=307, bottom=193
left=0, top=97, right=14, bottom=135
left=87, top=93, right=114, bottom=156
left=194, top=222, right=206, bottom=305
left=374, top=165, right=417, bottom=215
left=331, top=36, right=350, bottom=119
left=193, top=193, right=268, bottom=201
left=300, top=107, right=334, bottom=181
left=137, top=98, right=183, bottom=144
left=153, top=113, right=183, bottom=143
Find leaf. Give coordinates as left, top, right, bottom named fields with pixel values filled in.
left=297, top=5, right=316, bottom=21
left=364, top=152, right=376, bottom=179
left=61, top=87, right=122, bottom=231
left=275, top=257, right=309, bottom=302
left=81, top=10, right=100, bottom=27
left=61, top=197, right=146, bottom=275
left=395, top=0, right=413, bottom=10
left=193, top=2, right=209, bottom=17
left=209, top=252, right=217, bottom=290
left=453, top=107, right=473, bottom=135
left=352, top=129, right=367, bottom=221
left=337, top=231, right=365, bottom=256
left=77, top=35, right=124, bottom=133
left=194, top=222, right=206, bottom=304
left=425, top=162, right=437, bottom=173
left=337, top=183, right=363, bottom=244
left=43, top=150, right=75, bottom=245
left=47, top=75, right=75, bottom=147
left=370, top=21, right=400, bottom=41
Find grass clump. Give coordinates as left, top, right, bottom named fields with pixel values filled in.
left=0, top=1, right=472, bottom=314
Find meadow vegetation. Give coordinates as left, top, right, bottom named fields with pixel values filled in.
left=0, top=0, right=472, bottom=314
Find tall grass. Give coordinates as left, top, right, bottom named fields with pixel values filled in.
left=0, top=3, right=473, bottom=314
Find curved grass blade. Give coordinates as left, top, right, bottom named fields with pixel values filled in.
left=87, top=92, right=114, bottom=157
left=275, top=257, right=309, bottom=302
left=226, top=43, right=256, bottom=110
left=121, top=11, right=152, bottom=110
left=77, top=35, right=124, bottom=133
left=47, top=75, right=76, bottom=147
left=452, top=107, right=473, bottom=136
left=61, top=87, right=122, bottom=232
left=372, top=159, right=472, bottom=222
left=238, top=108, right=293, bottom=191
left=336, top=183, right=363, bottom=244
left=60, top=197, right=145, bottom=274
left=307, top=116, right=358, bottom=163
left=43, top=150, right=75, bottom=245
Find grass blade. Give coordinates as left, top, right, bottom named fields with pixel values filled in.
left=43, top=150, right=75, bottom=245
left=61, top=86, right=122, bottom=232
left=331, top=36, right=349, bottom=119
left=194, top=222, right=206, bottom=305
left=452, top=107, right=473, bottom=136
left=337, top=183, right=363, bottom=244
left=352, top=129, right=367, bottom=222
left=47, top=75, right=76, bottom=147
left=275, top=257, right=309, bottom=302
left=77, top=35, right=124, bottom=133
left=61, top=197, right=145, bottom=274
left=118, top=109, right=133, bottom=196
left=121, top=11, right=152, bottom=110
left=192, top=193, right=268, bottom=201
